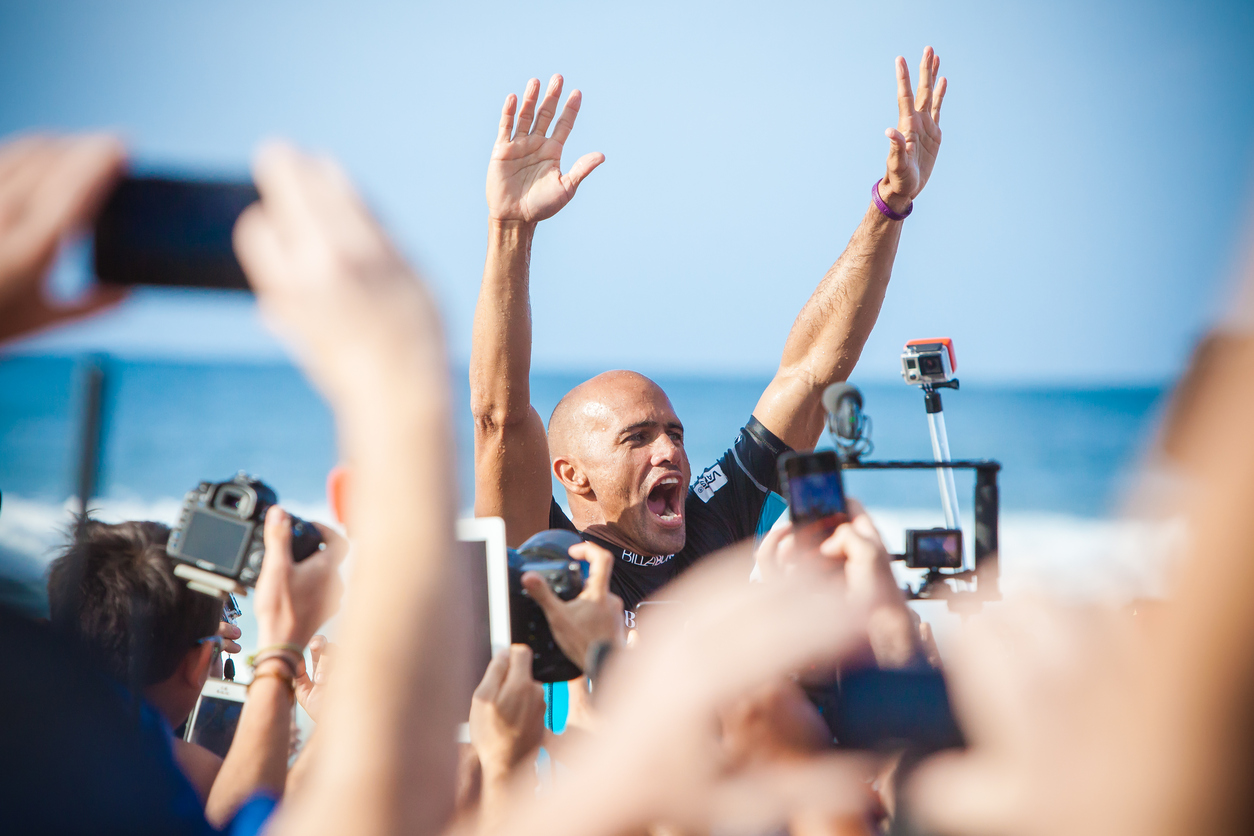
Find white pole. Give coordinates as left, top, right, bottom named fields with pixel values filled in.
left=927, top=409, right=961, bottom=529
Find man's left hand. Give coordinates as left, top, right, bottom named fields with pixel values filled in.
left=878, top=46, right=947, bottom=214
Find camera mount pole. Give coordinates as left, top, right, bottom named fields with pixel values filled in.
left=923, top=384, right=961, bottom=530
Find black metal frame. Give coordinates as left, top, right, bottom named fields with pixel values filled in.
left=841, top=459, right=1001, bottom=612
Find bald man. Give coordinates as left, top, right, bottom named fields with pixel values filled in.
left=472, top=52, right=947, bottom=612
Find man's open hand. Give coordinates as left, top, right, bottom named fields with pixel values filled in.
left=486, top=75, right=604, bottom=224
left=0, top=134, right=127, bottom=343
left=879, top=46, right=947, bottom=214
left=521, top=541, right=624, bottom=671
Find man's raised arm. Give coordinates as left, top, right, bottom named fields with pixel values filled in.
left=471, top=75, right=603, bottom=546
left=753, top=48, right=947, bottom=451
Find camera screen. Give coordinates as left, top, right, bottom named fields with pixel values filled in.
left=788, top=470, right=847, bottom=521
left=187, top=695, right=244, bottom=758
left=180, top=512, right=250, bottom=570
left=914, top=532, right=961, bottom=568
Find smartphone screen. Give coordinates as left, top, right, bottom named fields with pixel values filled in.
left=780, top=450, right=849, bottom=545
left=186, top=692, right=245, bottom=758
left=94, top=176, right=258, bottom=289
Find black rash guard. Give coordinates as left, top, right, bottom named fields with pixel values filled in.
left=549, top=415, right=791, bottom=615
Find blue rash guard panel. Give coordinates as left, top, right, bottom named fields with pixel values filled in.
left=549, top=415, right=791, bottom=612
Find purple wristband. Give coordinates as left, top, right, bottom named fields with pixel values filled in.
left=871, top=179, right=912, bottom=221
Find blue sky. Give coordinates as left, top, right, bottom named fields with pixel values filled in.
left=1, top=0, right=1252, bottom=383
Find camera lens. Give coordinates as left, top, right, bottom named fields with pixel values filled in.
left=919, top=354, right=944, bottom=376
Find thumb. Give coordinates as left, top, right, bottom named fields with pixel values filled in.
left=885, top=128, right=908, bottom=165
left=259, top=506, right=294, bottom=583
left=562, top=151, right=604, bottom=191
left=521, top=571, right=565, bottom=621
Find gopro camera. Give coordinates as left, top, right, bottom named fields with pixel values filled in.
left=508, top=529, right=588, bottom=682
left=168, top=474, right=324, bottom=594
left=901, top=338, right=957, bottom=386
left=904, top=528, right=963, bottom=570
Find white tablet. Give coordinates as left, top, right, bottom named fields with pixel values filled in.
left=456, top=516, right=511, bottom=739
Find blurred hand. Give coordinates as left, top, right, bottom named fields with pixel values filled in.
left=522, top=541, right=624, bottom=671
left=253, top=508, right=347, bottom=650
left=217, top=621, right=243, bottom=656
left=293, top=634, right=335, bottom=722
left=0, top=134, right=127, bottom=343
left=470, top=644, right=546, bottom=782
left=878, top=47, right=946, bottom=214
left=504, top=549, right=878, bottom=836
left=755, top=500, right=919, bottom=669
left=486, top=74, right=604, bottom=224
left=907, top=600, right=1184, bottom=836
left=233, top=142, right=445, bottom=413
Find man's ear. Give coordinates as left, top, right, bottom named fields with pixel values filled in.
left=180, top=642, right=215, bottom=689
left=327, top=463, right=352, bottom=529
left=553, top=457, right=594, bottom=498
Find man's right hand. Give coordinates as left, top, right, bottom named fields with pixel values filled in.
left=253, top=508, right=348, bottom=651
left=470, top=644, right=546, bottom=781
left=521, top=541, right=624, bottom=671
left=486, top=74, right=604, bottom=224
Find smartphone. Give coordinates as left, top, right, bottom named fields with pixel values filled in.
left=184, top=678, right=247, bottom=758
left=93, top=176, right=259, bottom=289
left=778, top=450, right=849, bottom=546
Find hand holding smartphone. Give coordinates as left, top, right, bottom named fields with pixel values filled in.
left=93, top=176, right=258, bottom=289
left=778, top=450, right=849, bottom=549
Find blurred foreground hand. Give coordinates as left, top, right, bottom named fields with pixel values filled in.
left=489, top=548, right=881, bottom=836
left=0, top=134, right=127, bottom=343
left=908, top=599, right=1183, bottom=836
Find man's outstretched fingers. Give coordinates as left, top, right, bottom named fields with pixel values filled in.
left=895, top=56, right=915, bottom=123
left=549, top=90, right=583, bottom=145
left=514, top=78, right=541, bottom=140
left=532, top=74, right=564, bottom=137
left=496, top=93, right=517, bottom=146
left=571, top=541, right=614, bottom=599
left=915, top=47, right=935, bottom=113
left=562, top=152, right=605, bottom=192
left=931, top=76, right=948, bottom=125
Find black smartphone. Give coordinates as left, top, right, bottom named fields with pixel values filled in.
left=93, top=176, right=259, bottom=289
left=778, top=450, right=849, bottom=547
left=830, top=667, right=964, bottom=752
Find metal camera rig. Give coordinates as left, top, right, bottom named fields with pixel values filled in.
left=824, top=339, right=1001, bottom=613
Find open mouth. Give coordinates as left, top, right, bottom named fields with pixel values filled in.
left=645, top=475, right=684, bottom=527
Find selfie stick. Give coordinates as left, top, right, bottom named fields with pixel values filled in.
left=923, top=386, right=961, bottom=529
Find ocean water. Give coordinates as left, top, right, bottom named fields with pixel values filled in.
left=0, top=354, right=1176, bottom=623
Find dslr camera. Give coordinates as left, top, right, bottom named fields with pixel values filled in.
left=168, top=473, right=323, bottom=596
left=508, top=529, right=588, bottom=683
left=900, top=337, right=957, bottom=387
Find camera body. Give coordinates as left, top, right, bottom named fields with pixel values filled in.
left=904, top=528, right=964, bottom=570
left=507, top=529, right=587, bottom=683
left=901, top=338, right=957, bottom=387
left=168, top=473, right=323, bottom=589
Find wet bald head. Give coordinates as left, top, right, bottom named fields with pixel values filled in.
left=548, top=370, right=674, bottom=459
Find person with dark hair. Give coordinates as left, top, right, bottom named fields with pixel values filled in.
left=46, top=513, right=347, bottom=825
left=47, top=519, right=222, bottom=691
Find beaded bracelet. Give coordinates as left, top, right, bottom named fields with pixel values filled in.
left=248, top=669, right=295, bottom=697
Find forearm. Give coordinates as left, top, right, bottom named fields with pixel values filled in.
left=205, top=670, right=292, bottom=826
left=754, top=203, right=903, bottom=449
left=471, top=220, right=537, bottom=426
left=782, top=203, right=902, bottom=383
left=283, top=359, right=462, bottom=836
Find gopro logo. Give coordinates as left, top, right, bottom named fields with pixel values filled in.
left=694, top=464, right=728, bottom=503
